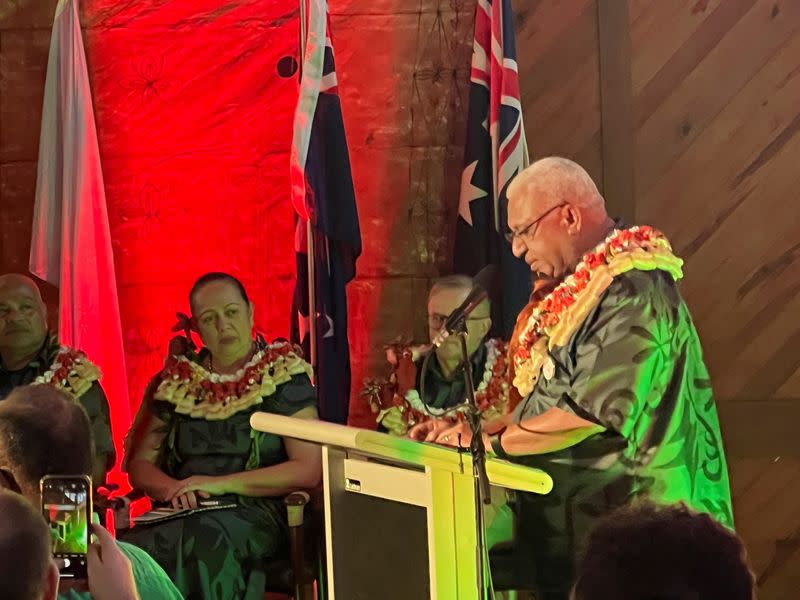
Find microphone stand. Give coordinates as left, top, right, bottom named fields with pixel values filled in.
left=450, top=317, right=493, bottom=600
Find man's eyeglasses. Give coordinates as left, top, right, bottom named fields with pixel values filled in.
left=428, top=313, right=490, bottom=330
left=504, top=204, right=565, bottom=244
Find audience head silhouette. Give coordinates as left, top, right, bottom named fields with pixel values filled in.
left=572, top=502, right=755, bottom=600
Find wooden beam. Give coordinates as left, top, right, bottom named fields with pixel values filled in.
left=597, top=0, right=635, bottom=222
left=717, top=399, right=800, bottom=459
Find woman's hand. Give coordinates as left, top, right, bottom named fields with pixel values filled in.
left=168, top=475, right=228, bottom=508
left=170, top=490, right=208, bottom=510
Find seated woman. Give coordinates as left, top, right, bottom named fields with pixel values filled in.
left=121, top=272, right=321, bottom=600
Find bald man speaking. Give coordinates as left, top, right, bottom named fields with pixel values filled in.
left=411, top=158, right=733, bottom=599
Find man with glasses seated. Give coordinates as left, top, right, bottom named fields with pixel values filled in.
left=361, top=275, right=510, bottom=437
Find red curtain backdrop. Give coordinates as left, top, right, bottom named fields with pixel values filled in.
left=84, top=1, right=302, bottom=420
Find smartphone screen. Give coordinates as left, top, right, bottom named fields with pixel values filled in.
left=40, top=475, right=92, bottom=579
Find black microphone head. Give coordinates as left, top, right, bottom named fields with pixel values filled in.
left=473, top=264, right=499, bottom=294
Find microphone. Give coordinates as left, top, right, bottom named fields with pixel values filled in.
left=432, top=265, right=496, bottom=347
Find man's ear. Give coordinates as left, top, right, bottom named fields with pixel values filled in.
left=0, top=468, right=21, bottom=494
left=562, top=204, right=582, bottom=236
left=44, top=560, right=60, bottom=600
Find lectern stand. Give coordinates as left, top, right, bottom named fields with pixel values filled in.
left=250, top=413, right=552, bottom=600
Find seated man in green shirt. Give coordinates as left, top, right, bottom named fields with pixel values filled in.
left=0, top=274, right=115, bottom=485
left=0, top=384, right=182, bottom=599
left=364, top=274, right=509, bottom=436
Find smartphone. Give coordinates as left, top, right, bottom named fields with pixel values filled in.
left=40, top=475, right=92, bottom=579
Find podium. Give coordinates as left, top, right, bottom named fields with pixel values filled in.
left=250, top=413, right=552, bottom=600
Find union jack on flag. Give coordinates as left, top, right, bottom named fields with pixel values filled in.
left=290, top=0, right=361, bottom=425
left=454, top=0, right=530, bottom=337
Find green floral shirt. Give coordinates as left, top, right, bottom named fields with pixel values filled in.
left=511, top=269, right=733, bottom=571
left=415, top=341, right=489, bottom=410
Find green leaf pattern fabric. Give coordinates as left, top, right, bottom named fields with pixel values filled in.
left=509, top=270, right=733, bottom=596
left=120, top=372, right=317, bottom=600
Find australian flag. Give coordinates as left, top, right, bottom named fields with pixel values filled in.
left=290, top=0, right=361, bottom=425
left=454, top=0, right=530, bottom=337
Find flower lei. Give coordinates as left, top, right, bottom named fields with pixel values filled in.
left=404, top=338, right=509, bottom=420
left=363, top=338, right=510, bottom=433
left=512, top=225, right=684, bottom=396
left=33, top=347, right=101, bottom=399
left=155, top=341, right=313, bottom=420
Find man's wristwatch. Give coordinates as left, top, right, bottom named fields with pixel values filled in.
left=489, top=427, right=508, bottom=458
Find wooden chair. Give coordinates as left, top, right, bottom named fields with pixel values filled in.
left=263, top=490, right=325, bottom=600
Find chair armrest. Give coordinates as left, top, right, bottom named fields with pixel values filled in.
left=94, top=488, right=147, bottom=531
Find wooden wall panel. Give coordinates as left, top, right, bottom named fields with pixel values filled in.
left=634, top=2, right=800, bottom=403
left=776, top=368, right=800, bottom=398
left=598, top=0, right=635, bottom=221
left=630, top=0, right=726, bottom=98
left=513, top=0, right=603, bottom=186
left=333, top=1, right=477, bottom=428
left=637, top=1, right=800, bottom=196
left=516, top=0, right=800, bottom=595
left=631, top=1, right=800, bottom=595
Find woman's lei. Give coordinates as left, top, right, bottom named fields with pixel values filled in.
left=155, top=341, right=312, bottom=420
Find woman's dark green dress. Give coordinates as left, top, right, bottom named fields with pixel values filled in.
left=121, top=367, right=317, bottom=600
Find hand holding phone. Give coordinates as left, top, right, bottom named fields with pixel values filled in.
left=40, top=475, right=92, bottom=579
left=86, top=523, right=139, bottom=600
